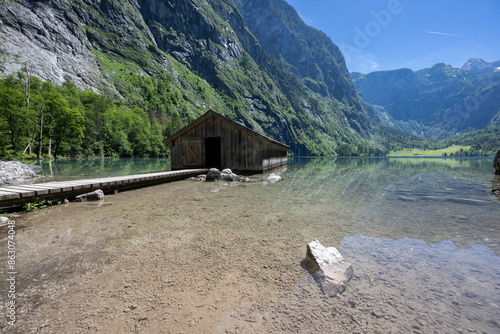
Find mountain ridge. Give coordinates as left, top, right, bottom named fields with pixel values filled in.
left=461, top=58, right=500, bottom=75
left=0, top=0, right=380, bottom=156
left=353, top=60, right=500, bottom=139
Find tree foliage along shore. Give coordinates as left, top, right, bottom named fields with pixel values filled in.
left=0, top=71, right=174, bottom=158
left=1, top=70, right=498, bottom=159
left=1, top=68, right=388, bottom=159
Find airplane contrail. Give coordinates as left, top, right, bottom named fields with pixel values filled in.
left=427, top=31, right=465, bottom=37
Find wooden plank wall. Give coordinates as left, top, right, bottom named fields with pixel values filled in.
left=171, top=118, right=262, bottom=171
left=262, top=141, right=288, bottom=171
left=170, top=118, right=288, bottom=172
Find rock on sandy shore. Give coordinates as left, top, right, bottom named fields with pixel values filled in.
left=494, top=150, right=500, bottom=175
left=206, top=168, right=221, bottom=181
left=74, top=189, right=105, bottom=202
left=305, top=239, right=353, bottom=296
left=192, top=168, right=249, bottom=182
left=267, top=174, right=282, bottom=183
left=0, top=160, right=42, bottom=186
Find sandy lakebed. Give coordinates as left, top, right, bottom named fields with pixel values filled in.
left=1, top=160, right=500, bottom=333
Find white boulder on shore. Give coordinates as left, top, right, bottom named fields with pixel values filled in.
left=305, top=239, right=353, bottom=296
left=0, top=160, right=42, bottom=186
left=266, top=173, right=282, bottom=183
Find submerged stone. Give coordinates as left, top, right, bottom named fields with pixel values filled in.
left=493, top=175, right=500, bottom=202
left=74, top=189, right=104, bottom=202
left=190, top=174, right=207, bottom=181
left=494, top=150, right=500, bottom=175
left=305, top=239, right=353, bottom=296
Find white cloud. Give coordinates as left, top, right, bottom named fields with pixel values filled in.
left=338, top=42, right=380, bottom=73
left=427, top=31, right=465, bottom=38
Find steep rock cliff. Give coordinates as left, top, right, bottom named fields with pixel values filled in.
left=236, top=0, right=361, bottom=105
left=0, top=0, right=374, bottom=155
left=0, top=0, right=103, bottom=91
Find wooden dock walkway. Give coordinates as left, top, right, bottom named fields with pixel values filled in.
left=0, top=168, right=208, bottom=209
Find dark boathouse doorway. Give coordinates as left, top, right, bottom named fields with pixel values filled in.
left=205, top=137, right=221, bottom=168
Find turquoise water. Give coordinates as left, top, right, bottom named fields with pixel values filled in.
left=36, top=156, right=499, bottom=258
left=230, top=156, right=500, bottom=333
left=22, top=158, right=171, bottom=183
left=286, top=157, right=499, bottom=252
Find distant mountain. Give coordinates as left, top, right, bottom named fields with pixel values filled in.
left=352, top=62, right=500, bottom=139
left=0, top=0, right=376, bottom=156
left=461, top=58, right=500, bottom=75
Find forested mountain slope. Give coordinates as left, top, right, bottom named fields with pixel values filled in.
left=0, top=0, right=381, bottom=157
left=353, top=61, right=500, bottom=139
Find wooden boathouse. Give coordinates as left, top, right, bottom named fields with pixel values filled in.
left=164, top=110, right=289, bottom=172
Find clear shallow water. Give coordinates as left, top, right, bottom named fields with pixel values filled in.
left=29, top=156, right=499, bottom=253
left=218, top=157, right=500, bottom=333
left=23, top=157, right=500, bottom=332
left=333, top=158, right=500, bottom=332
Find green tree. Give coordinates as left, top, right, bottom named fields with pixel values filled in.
left=0, top=78, right=26, bottom=154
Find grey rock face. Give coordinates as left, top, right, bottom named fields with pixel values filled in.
left=0, top=0, right=159, bottom=95
left=236, top=0, right=363, bottom=106
left=0, top=161, right=42, bottom=186
left=461, top=58, right=499, bottom=75
left=494, top=150, right=500, bottom=175
left=137, top=0, right=254, bottom=95
left=0, top=0, right=372, bottom=156
left=0, top=0, right=103, bottom=92
left=305, top=239, right=353, bottom=296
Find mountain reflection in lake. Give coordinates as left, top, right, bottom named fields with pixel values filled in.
left=217, top=157, right=500, bottom=333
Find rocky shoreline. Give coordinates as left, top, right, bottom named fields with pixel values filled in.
left=0, top=161, right=43, bottom=186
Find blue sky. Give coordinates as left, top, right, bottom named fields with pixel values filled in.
left=285, top=0, right=500, bottom=73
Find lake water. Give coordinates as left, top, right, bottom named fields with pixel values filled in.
left=18, top=157, right=500, bottom=332
left=23, top=157, right=171, bottom=182
left=216, top=157, right=500, bottom=333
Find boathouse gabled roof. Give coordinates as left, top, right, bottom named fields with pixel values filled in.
left=164, top=110, right=290, bottom=148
